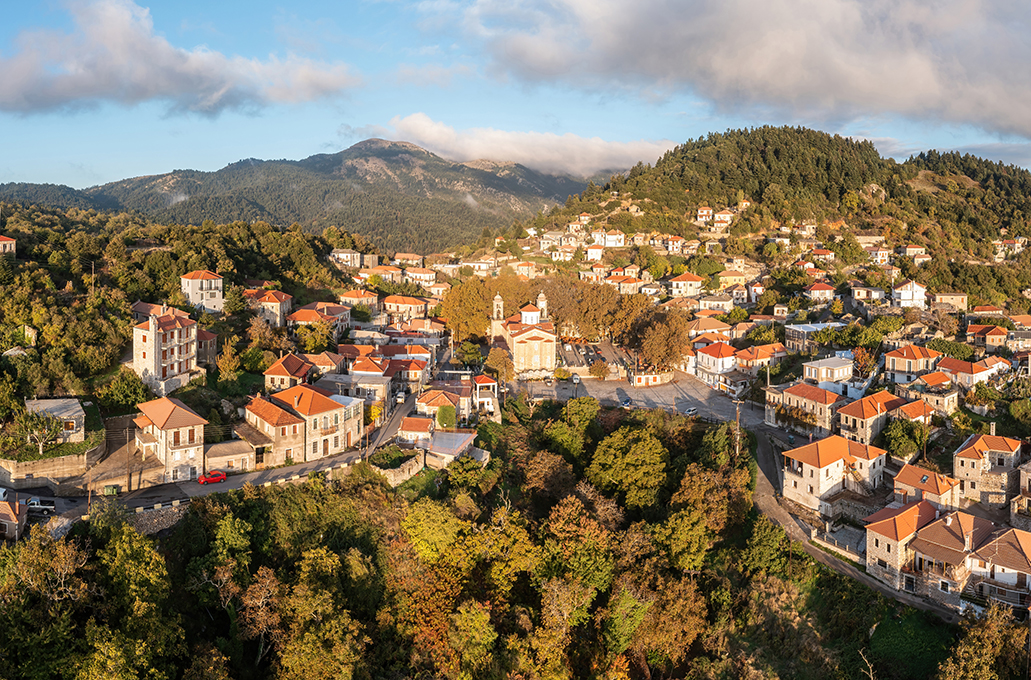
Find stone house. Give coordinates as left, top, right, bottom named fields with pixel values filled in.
left=197, top=329, right=218, bottom=368
left=838, top=391, right=908, bottom=445
left=24, top=398, right=86, bottom=444
left=264, top=354, right=316, bottom=392
left=134, top=397, right=208, bottom=483
left=899, top=371, right=960, bottom=415
left=417, top=389, right=465, bottom=421
left=1009, top=461, right=1031, bottom=531
left=244, top=288, right=293, bottom=327
left=953, top=431, right=1023, bottom=509
left=864, top=500, right=939, bottom=592
left=764, top=382, right=846, bottom=437
left=132, top=312, right=200, bottom=397
left=669, top=272, right=704, bottom=298
left=908, top=511, right=995, bottom=609
left=398, top=416, right=434, bottom=446
left=237, top=395, right=306, bottom=468
left=894, top=464, right=960, bottom=510
left=0, top=235, right=15, bottom=256
left=340, top=289, right=382, bottom=315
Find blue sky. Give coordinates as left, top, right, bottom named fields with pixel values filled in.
left=2, top=0, right=1031, bottom=188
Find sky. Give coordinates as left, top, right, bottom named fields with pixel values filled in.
left=2, top=0, right=1031, bottom=188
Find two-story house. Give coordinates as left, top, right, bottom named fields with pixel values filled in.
left=669, top=272, right=704, bottom=298
left=181, top=270, right=224, bottom=314
left=969, top=528, right=1031, bottom=608
left=781, top=435, right=887, bottom=512
left=802, top=357, right=854, bottom=387
left=908, top=511, right=995, bottom=609
left=238, top=395, right=305, bottom=468
left=264, top=354, right=316, bottom=392
left=764, top=381, right=846, bottom=436
left=892, top=279, right=927, bottom=308
left=894, top=463, right=961, bottom=510
left=804, top=282, right=836, bottom=304
left=696, top=342, right=738, bottom=390
left=340, top=289, right=382, bottom=315
left=134, top=397, right=208, bottom=482
left=244, top=288, right=293, bottom=327
left=884, top=344, right=941, bottom=383
left=837, top=390, right=908, bottom=445
left=865, top=500, right=939, bottom=593
left=967, top=325, right=1009, bottom=352
left=899, top=371, right=961, bottom=415
left=270, top=385, right=363, bottom=460
left=954, top=430, right=1024, bottom=509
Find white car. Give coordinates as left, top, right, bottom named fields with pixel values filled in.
left=683, top=407, right=698, bottom=417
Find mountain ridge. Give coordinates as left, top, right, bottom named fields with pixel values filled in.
left=0, top=139, right=590, bottom=253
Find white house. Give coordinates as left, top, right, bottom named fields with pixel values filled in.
left=893, top=279, right=927, bottom=309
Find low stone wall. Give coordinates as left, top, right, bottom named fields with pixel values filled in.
left=0, top=439, right=107, bottom=490
left=810, top=528, right=864, bottom=563
left=371, top=452, right=425, bottom=487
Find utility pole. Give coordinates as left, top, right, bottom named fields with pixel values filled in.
left=125, top=424, right=130, bottom=492
left=91, top=261, right=95, bottom=298
left=734, top=399, right=742, bottom=460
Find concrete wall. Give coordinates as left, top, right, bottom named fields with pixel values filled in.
left=0, top=439, right=106, bottom=490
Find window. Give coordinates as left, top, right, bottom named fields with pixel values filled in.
left=333, top=436, right=339, bottom=448
left=292, top=425, right=298, bottom=435
left=311, top=442, right=317, bottom=456
left=143, top=351, right=147, bottom=359
left=807, top=485, right=813, bottom=494
left=64, top=421, right=75, bottom=431
left=878, top=559, right=887, bottom=569
left=188, top=429, right=195, bottom=444
left=971, top=482, right=977, bottom=489
left=940, top=581, right=950, bottom=593
left=887, top=544, right=891, bottom=553
left=142, top=334, right=147, bottom=343
left=173, top=431, right=180, bottom=446
left=874, top=538, right=879, bottom=548
left=281, top=427, right=286, bottom=436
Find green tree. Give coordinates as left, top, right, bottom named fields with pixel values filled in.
left=484, top=347, right=515, bottom=384
left=456, top=340, right=483, bottom=367
left=216, top=334, right=241, bottom=383
left=587, top=427, right=668, bottom=510
left=223, top=285, right=247, bottom=315
left=15, top=409, right=63, bottom=456
left=441, top=278, right=490, bottom=343
left=589, top=360, right=608, bottom=380
left=402, top=499, right=467, bottom=563
left=296, top=321, right=333, bottom=353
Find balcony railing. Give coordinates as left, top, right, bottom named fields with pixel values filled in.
left=784, top=465, right=804, bottom=478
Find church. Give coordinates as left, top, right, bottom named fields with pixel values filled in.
left=491, top=291, right=558, bottom=375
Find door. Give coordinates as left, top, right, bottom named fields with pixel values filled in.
left=323, top=439, right=329, bottom=457
left=347, top=431, right=352, bottom=448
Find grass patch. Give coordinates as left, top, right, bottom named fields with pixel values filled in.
left=2, top=400, right=106, bottom=462
left=397, top=468, right=442, bottom=502
left=869, top=607, right=955, bottom=679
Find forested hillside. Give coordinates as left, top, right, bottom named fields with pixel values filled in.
left=0, top=140, right=586, bottom=253
left=3, top=397, right=1007, bottom=680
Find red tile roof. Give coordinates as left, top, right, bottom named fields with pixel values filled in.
left=181, top=269, right=221, bottom=280
left=864, top=500, right=939, bottom=541
left=264, top=354, right=314, bottom=379
left=137, top=397, right=207, bottom=430
left=246, top=396, right=303, bottom=427
left=837, top=391, right=908, bottom=420
left=895, top=464, right=960, bottom=495
left=270, top=385, right=342, bottom=416
left=955, top=433, right=1022, bottom=460
left=783, top=434, right=886, bottom=468
left=783, top=382, right=845, bottom=405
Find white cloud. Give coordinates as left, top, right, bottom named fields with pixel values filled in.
left=384, top=112, right=675, bottom=176
left=451, top=0, right=1031, bottom=140
left=0, top=0, right=361, bottom=114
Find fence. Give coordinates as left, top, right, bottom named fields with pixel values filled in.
left=810, top=527, right=864, bottom=563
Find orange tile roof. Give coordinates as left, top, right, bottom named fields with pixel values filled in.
left=340, top=289, right=378, bottom=301
left=955, top=433, right=1022, bottom=460
left=698, top=342, right=736, bottom=359
left=264, top=354, right=314, bottom=379
left=885, top=344, right=941, bottom=361
left=837, top=391, right=908, bottom=420
left=383, top=295, right=427, bottom=306
left=418, top=390, right=461, bottom=408
left=352, top=357, right=389, bottom=373
left=671, top=272, right=704, bottom=282
left=938, top=357, right=990, bottom=375
left=246, top=396, right=303, bottom=427
left=181, top=269, right=221, bottom=280
left=893, top=400, right=936, bottom=421
left=137, top=397, right=207, bottom=430
left=287, top=309, right=335, bottom=323
left=783, top=435, right=886, bottom=468
left=134, top=313, right=197, bottom=332
left=918, top=371, right=952, bottom=387
left=783, top=382, right=846, bottom=405
left=473, top=374, right=496, bottom=385
left=337, top=344, right=377, bottom=359
left=973, top=528, right=1031, bottom=574
left=256, top=290, right=292, bottom=304
left=695, top=332, right=732, bottom=345
left=400, top=416, right=434, bottom=433
left=895, top=464, right=960, bottom=496
left=270, top=385, right=342, bottom=416
left=864, top=500, right=939, bottom=541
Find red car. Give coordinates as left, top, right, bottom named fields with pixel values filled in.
left=198, top=470, right=226, bottom=485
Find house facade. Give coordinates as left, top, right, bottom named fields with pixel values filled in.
left=132, top=312, right=200, bottom=397
left=181, top=270, right=224, bottom=314
left=134, top=397, right=208, bottom=482
left=781, top=435, right=887, bottom=512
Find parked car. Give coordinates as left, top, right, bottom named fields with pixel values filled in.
left=26, top=498, right=56, bottom=516
left=621, top=397, right=633, bottom=408
left=683, top=407, right=698, bottom=417
left=198, top=470, right=227, bottom=485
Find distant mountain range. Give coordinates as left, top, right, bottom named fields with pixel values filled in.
left=0, top=139, right=590, bottom=253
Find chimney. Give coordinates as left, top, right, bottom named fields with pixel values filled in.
left=294, top=394, right=300, bottom=408
left=149, top=315, right=158, bottom=333
left=990, top=421, right=996, bottom=436
left=945, top=514, right=952, bottom=527
left=964, top=531, right=971, bottom=551
left=935, top=508, right=940, bottom=519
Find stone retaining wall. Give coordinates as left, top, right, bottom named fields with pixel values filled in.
left=0, top=439, right=107, bottom=490
left=371, top=452, right=425, bottom=487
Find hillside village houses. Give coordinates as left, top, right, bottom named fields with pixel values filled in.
left=181, top=270, right=224, bottom=314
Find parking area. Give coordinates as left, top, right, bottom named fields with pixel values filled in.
left=559, top=339, right=635, bottom=371
left=517, top=370, right=766, bottom=428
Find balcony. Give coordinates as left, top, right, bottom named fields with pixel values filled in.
left=319, top=425, right=339, bottom=436
left=784, top=465, right=804, bottom=478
